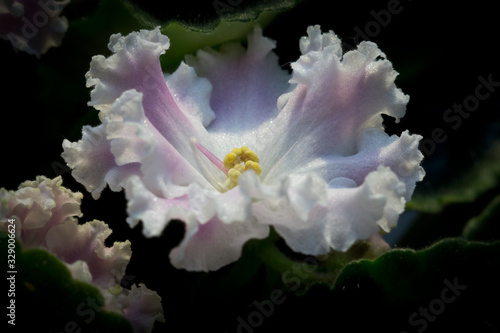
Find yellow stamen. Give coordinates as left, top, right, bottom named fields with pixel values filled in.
left=223, top=152, right=237, bottom=169
left=222, top=146, right=262, bottom=190
left=245, top=161, right=262, bottom=176
left=243, top=149, right=259, bottom=163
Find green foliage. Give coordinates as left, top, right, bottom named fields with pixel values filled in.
left=462, top=194, right=500, bottom=241
left=256, top=239, right=500, bottom=332
left=407, top=142, right=500, bottom=213
left=0, top=233, right=133, bottom=332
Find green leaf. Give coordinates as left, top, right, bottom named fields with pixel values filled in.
left=0, top=233, right=133, bottom=332
left=332, top=238, right=500, bottom=330
left=243, top=229, right=390, bottom=296
left=407, top=141, right=500, bottom=213
left=159, top=0, right=302, bottom=72
left=462, top=194, right=500, bottom=241
left=67, top=0, right=301, bottom=72
left=159, top=12, right=274, bottom=72
left=67, top=0, right=157, bottom=58
left=257, top=238, right=500, bottom=332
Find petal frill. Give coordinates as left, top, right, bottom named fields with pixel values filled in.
left=66, top=27, right=221, bottom=199
left=185, top=26, right=290, bottom=153
left=116, top=284, right=166, bottom=333
left=86, top=27, right=213, bottom=160
left=126, top=175, right=270, bottom=271
left=253, top=166, right=406, bottom=254
left=169, top=214, right=269, bottom=272
left=106, top=90, right=211, bottom=195
left=0, top=176, right=83, bottom=247
left=292, top=128, right=425, bottom=201
left=124, top=176, right=193, bottom=237
left=45, top=219, right=132, bottom=288
left=261, top=25, right=409, bottom=182
left=63, top=88, right=211, bottom=200
left=62, top=124, right=139, bottom=199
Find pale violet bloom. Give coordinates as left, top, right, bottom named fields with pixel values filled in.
left=0, top=0, right=69, bottom=57
left=0, top=176, right=165, bottom=332
left=62, top=25, right=424, bottom=272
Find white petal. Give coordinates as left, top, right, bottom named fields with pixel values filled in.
left=65, top=260, right=93, bottom=283
left=124, top=176, right=193, bottom=237
left=118, top=284, right=165, bottom=333
left=186, top=26, right=290, bottom=153
left=169, top=215, right=269, bottom=272
left=0, top=176, right=83, bottom=247
left=254, top=167, right=406, bottom=254
left=45, top=220, right=131, bottom=288
left=261, top=25, right=409, bottom=182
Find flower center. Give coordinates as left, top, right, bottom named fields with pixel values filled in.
left=223, top=147, right=262, bottom=190
left=190, top=138, right=262, bottom=191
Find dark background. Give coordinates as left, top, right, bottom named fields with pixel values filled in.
left=2, top=0, right=500, bottom=332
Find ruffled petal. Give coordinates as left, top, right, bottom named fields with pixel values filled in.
left=65, top=260, right=93, bottom=283
left=106, top=90, right=209, bottom=194
left=67, top=28, right=223, bottom=199
left=290, top=128, right=425, bottom=201
left=0, top=0, right=69, bottom=57
left=253, top=166, right=406, bottom=254
left=86, top=27, right=210, bottom=157
left=116, top=284, right=165, bottom=333
left=261, top=25, right=409, bottom=181
left=126, top=174, right=269, bottom=270
left=0, top=176, right=83, bottom=247
left=62, top=124, right=139, bottom=199
left=45, top=219, right=132, bottom=288
left=169, top=215, right=269, bottom=272
left=124, top=176, right=192, bottom=237
left=63, top=88, right=211, bottom=200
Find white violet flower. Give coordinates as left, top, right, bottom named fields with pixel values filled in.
left=62, top=25, right=425, bottom=272
left=0, top=176, right=165, bottom=332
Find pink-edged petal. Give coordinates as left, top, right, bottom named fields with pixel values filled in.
left=164, top=62, right=215, bottom=128
left=0, top=176, right=83, bottom=247
left=45, top=219, right=131, bottom=288
left=106, top=90, right=209, bottom=194
left=186, top=26, right=289, bottom=150
left=253, top=166, right=406, bottom=254
left=63, top=88, right=210, bottom=200
left=62, top=123, right=141, bottom=199
left=125, top=175, right=192, bottom=237
left=86, top=27, right=210, bottom=156
left=289, top=129, right=425, bottom=201
left=64, top=253, right=165, bottom=332
left=169, top=215, right=269, bottom=272
left=114, top=284, right=165, bottom=333
left=261, top=25, right=409, bottom=181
